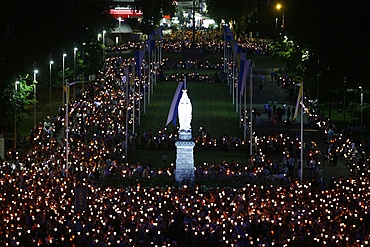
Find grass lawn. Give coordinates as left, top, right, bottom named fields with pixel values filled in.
left=14, top=54, right=280, bottom=168
left=140, top=80, right=240, bottom=137
left=129, top=79, right=249, bottom=166
left=129, top=54, right=280, bottom=167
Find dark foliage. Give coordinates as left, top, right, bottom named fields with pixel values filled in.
left=133, top=0, right=176, bottom=34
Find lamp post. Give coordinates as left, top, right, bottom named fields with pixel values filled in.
left=102, top=30, right=106, bottom=46
left=14, top=80, right=20, bottom=149
left=82, top=42, right=86, bottom=90
left=117, top=17, right=122, bottom=45
left=65, top=82, right=70, bottom=178
left=275, top=17, right=278, bottom=32
left=73, top=47, right=78, bottom=98
left=359, top=86, right=363, bottom=143
left=33, top=70, right=38, bottom=127
left=62, top=53, right=67, bottom=105
left=65, top=81, right=80, bottom=178
left=73, top=47, right=77, bottom=81
left=81, top=42, right=86, bottom=90
left=102, top=30, right=106, bottom=64
left=49, top=60, right=54, bottom=116
left=276, top=3, right=284, bottom=33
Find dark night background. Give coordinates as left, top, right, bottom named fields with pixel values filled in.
left=0, top=0, right=370, bottom=117
left=0, top=0, right=115, bottom=80
left=1, top=1, right=370, bottom=85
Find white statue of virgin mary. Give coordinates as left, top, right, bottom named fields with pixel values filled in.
left=178, top=89, right=192, bottom=131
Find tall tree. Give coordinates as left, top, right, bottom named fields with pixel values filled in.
left=133, top=0, right=176, bottom=34
left=206, top=0, right=258, bottom=37
left=0, top=75, right=35, bottom=132
left=285, top=0, right=370, bottom=98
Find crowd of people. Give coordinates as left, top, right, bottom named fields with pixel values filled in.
left=107, top=29, right=271, bottom=57
left=1, top=33, right=369, bottom=246
left=1, top=159, right=369, bottom=246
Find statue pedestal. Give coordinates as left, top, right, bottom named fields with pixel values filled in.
left=175, top=134, right=195, bottom=185
left=174, top=89, right=194, bottom=186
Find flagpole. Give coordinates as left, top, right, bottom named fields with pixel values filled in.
left=132, top=62, right=135, bottom=135
left=148, top=51, right=151, bottom=104
left=158, top=39, right=161, bottom=89
left=239, top=92, right=242, bottom=128
left=124, top=72, right=129, bottom=162
left=243, top=73, right=247, bottom=140
left=237, top=54, right=245, bottom=115
left=249, top=66, right=253, bottom=156
left=236, top=71, right=238, bottom=112
left=236, top=57, right=241, bottom=113
left=158, top=40, right=160, bottom=74
left=134, top=49, right=140, bottom=126
left=138, top=79, right=141, bottom=126
left=228, top=52, right=231, bottom=88
left=144, top=42, right=150, bottom=114
left=132, top=84, right=135, bottom=135
left=227, top=43, right=230, bottom=79
left=141, top=44, right=146, bottom=119
left=154, top=43, right=157, bottom=88
left=239, top=57, right=248, bottom=129
left=300, top=82, right=304, bottom=182
left=232, top=62, right=235, bottom=104
left=229, top=62, right=234, bottom=95
left=144, top=84, right=146, bottom=114
left=65, top=83, right=69, bottom=178
left=223, top=37, right=226, bottom=73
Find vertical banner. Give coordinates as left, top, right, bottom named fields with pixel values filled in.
left=166, top=81, right=185, bottom=126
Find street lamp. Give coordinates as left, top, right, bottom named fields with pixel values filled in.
left=73, top=47, right=77, bottom=81
left=102, top=30, right=106, bottom=46
left=33, top=69, right=38, bottom=127
left=276, top=3, right=285, bottom=32
left=82, top=42, right=86, bottom=90
left=73, top=47, right=78, bottom=98
left=102, top=30, right=107, bottom=64
left=359, top=86, right=363, bottom=143
left=14, top=80, right=20, bottom=149
left=275, top=17, right=278, bottom=32
left=65, top=82, right=70, bottom=178
left=49, top=60, right=54, bottom=116
left=62, top=53, right=67, bottom=105
left=65, top=81, right=80, bottom=178
left=117, top=17, right=122, bottom=45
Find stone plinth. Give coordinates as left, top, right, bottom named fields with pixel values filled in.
left=175, top=138, right=195, bottom=185
left=178, top=130, right=192, bottom=140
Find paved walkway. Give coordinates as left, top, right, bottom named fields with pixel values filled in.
left=250, top=66, right=351, bottom=183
